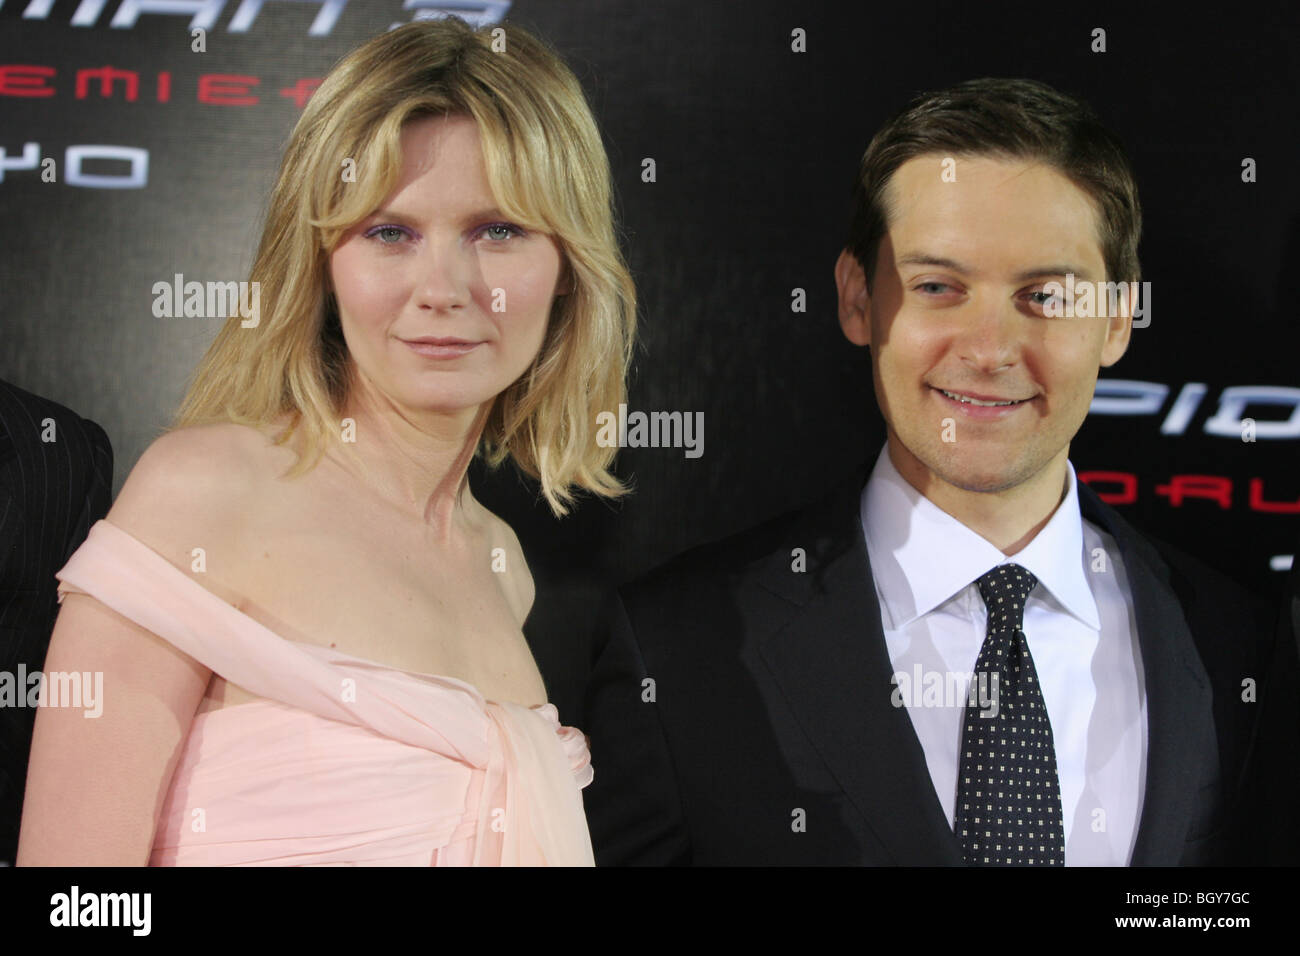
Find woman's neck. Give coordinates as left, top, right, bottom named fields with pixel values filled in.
left=328, top=385, right=491, bottom=539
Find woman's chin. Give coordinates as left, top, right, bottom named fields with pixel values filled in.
left=413, top=386, right=510, bottom=416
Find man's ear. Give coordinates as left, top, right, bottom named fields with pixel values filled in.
left=1099, top=277, right=1135, bottom=367
left=835, top=248, right=872, bottom=347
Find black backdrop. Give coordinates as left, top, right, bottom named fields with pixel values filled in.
left=2, top=1, right=1297, bottom=715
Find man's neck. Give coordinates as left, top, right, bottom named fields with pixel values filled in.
left=887, top=437, right=1070, bottom=556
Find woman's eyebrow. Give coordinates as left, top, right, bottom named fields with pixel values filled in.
left=363, top=207, right=420, bottom=226
left=366, top=206, right=509, bottom=225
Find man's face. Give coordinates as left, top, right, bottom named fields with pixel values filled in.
left=836, top=153, right=1131, bottom=496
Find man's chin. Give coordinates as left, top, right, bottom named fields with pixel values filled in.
left=938, top=470, right=1025, bottom=495
left=924, top=448, right=1033, bottom=495
left=889, top=430, right=1056, bottom=497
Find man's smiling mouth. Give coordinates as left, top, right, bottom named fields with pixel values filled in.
left=936, top=388, right=1030, bottom=407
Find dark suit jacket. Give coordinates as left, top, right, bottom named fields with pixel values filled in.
left=0, top=378, right=113, bottom=864
left=581, top=466, right=1297, bottom=865
left=1243, top=534, right=1300, bottom=863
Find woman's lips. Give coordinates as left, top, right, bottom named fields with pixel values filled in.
left=402, top=338, right=482, bottom=359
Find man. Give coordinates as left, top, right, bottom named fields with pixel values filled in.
left=0, top=377, right=113, bottom=865
left=580, top=78, right=1295, bottom=865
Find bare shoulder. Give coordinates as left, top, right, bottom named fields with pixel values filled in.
left=106, top=422, right=281, bottom=575
left=481, top=507, right=535, bottom=624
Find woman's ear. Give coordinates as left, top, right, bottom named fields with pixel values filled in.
left=555, top=257, right=574, bottom=296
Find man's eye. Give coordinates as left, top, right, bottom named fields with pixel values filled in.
left=916, top=282, right=952, bottom=294
left=1027, top=290, right=1062, bottom=307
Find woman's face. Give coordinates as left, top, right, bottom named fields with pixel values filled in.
left=329, top=114, right=565, bottom=423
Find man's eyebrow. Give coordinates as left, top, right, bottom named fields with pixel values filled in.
left=896, top=253, right=971, bottom=273
left=1013, top=265, right=1096, bottom=282
left=896, top=252, right=1096, bottom=282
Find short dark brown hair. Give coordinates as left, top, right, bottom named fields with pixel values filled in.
left=847, top=78, right=1142, bottom=292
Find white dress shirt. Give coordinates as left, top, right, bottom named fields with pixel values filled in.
left=860, top=442, right=1147, bottom=865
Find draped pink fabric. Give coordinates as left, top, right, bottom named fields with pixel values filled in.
left=54, top=519, right=595, bottom=866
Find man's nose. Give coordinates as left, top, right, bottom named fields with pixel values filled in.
left=955, top=294, right=1022, bottom=373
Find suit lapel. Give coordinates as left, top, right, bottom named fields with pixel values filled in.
left=753, top=473, right=962, bottom=864
left=0, top=422, right=20, bottom=586
left=1076, top=483, right=1212, bottom=865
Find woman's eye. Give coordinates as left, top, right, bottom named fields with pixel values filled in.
left=481, top=223, right=522, bottom=241
left=365, top=225, right=409, bottom=244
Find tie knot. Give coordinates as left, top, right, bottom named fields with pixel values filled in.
left=976, top=563, right=1038, bottom=633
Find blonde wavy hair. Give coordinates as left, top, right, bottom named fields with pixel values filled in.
left=172, top=17, right=635, bottom=516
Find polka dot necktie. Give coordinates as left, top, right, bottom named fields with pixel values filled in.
left=954, top=563, right=1065, bottom=865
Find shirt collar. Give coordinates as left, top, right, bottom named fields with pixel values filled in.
left=860, top=441, right=1101, bottom=631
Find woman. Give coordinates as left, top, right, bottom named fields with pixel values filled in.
left=17, top=17, right=634, bottom=866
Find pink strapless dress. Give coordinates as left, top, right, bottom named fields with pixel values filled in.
left=54, top=519, right=595, bottom=866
